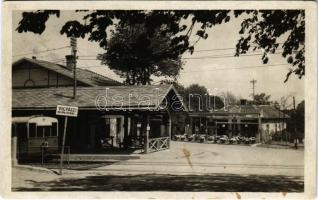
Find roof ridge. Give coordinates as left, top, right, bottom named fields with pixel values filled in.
left=79, top=68, right=122, bottom=84
left=13, top=84, right=171, bottom=91
left=13, top=57, right=121, bottom=86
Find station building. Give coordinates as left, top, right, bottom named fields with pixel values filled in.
left=188, top=103, right=289, bottom=142
left=11, top=57, right=185, bottom=163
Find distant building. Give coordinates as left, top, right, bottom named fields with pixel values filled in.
left=188, top=103, right=289, bottom=143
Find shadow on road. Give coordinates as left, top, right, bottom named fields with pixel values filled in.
left=13, top=173, right=304, bottom=192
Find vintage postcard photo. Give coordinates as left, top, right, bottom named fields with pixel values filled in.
left=1, top=1, right=317, bottom=199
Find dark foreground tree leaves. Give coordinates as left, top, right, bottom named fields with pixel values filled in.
left=234, top=10, right=305, bottom=82
left=16, top=10, right=60, bottom=34
left=16, top=10, right=305, bottom=83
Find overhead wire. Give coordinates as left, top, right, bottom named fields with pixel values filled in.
left=12, top=45, right=292, bottom=73
left=180, top=63, right=290, bottom=73
left=75, top=51, right=285, bottom=61
left=76, top=47, right=285, bottom=58
left=13, top=46, right=71, bottom=57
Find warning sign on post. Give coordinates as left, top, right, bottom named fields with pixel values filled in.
left=56, top=105, right=78, bottom=117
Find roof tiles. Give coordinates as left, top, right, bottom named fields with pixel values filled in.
left=12, top=85, right=174, bottom=110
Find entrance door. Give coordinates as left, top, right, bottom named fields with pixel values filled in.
left=102, top=116, right=124, bottom=148
left=89, top=118, right=111, bottom=150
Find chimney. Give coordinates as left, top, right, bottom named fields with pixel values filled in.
left=65, top=55, right=75, bottom=71
left=32, top=56, right=36, bottom=60
left=240, top=99, right=247, bottom=105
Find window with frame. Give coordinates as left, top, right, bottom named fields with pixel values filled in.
left=51, top=122, right=57, bottom=136
left=36, top=126, right=43, bottom=137
left=43, top=126, right=51, bottom=137
left=29, top=123, right=36, bottom=138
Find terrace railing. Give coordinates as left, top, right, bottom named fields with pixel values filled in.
left=147, top=137, right=170, bottom=153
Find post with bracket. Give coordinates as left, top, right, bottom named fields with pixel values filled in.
left=144, top=115, right=150, bottom=154
left=167, top=116, right=172, bottom=148
left=59, top=116, right=68, bottom=175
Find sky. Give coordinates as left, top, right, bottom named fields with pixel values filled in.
left=12, top=11, right=304, bottom=108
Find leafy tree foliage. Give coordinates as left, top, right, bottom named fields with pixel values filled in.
left=183, top=84, right=209, bottom=111
left=16, top=10, right=60, bottom=34
left=253, top=93, right=271, bottom=105
left=98, top=24, right=183, bottom=85
left=234, top=10, right=305, bottom=82
left=285, top=100, right=304, bottom=140
left=182, top=83, right=224, bottom=111
left=225, top=91, right=240, bottom=105
left=295, top=100, right=305, bottom=133
left=170, top=82, right=225, bottom=135
left=16, top=10, right=305, bottom=82
left=17, top=10, right=231, bottom=51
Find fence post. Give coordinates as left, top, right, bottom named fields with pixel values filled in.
left=145, top=125, right=150, bottom=153
left=59, top=116, right=68, bottom=175
left=258, top=114, right=262, bottom=143
left=168, top=117, right=171, bottom=148
left=11, top=127, right=18, bottom=166
left=67, top=146, right=70, bottom=167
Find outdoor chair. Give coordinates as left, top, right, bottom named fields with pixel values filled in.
left=131, top=136, right=144, bottom=149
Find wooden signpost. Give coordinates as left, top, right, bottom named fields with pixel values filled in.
left=56, top=105, right=78, bottom=175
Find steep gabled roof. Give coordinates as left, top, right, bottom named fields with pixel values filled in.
left=257, top=105, right=289, bottom=119
left=13, top=58, right=121, bottom=86
left=12, top=85, right=185, bottom=111
left=228, top=105, right=259, bottom=114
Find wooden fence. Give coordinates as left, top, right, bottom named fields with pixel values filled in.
left=147, top=137, right=170, bottom=153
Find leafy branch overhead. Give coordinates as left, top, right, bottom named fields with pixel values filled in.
left=234, top=10, right=305, bottom=82
left=16, top=10, right=305, bottom=83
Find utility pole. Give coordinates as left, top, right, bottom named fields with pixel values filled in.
left=293, top=96, right=297, bottom=138
left=250, top=79, right=257, bottom=101
left=70, top=36, right=77, bottom=99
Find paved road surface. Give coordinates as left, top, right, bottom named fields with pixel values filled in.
left=12, top=141, right=304, bottom=191
left=92, top=141, right=304, bottom=176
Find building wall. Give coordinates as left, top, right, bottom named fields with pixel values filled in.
left=260, top=119, right=287, bottom=142
left=261, top=120, right=287, bottom=134
left=12, top=62, right=79, bottom=88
